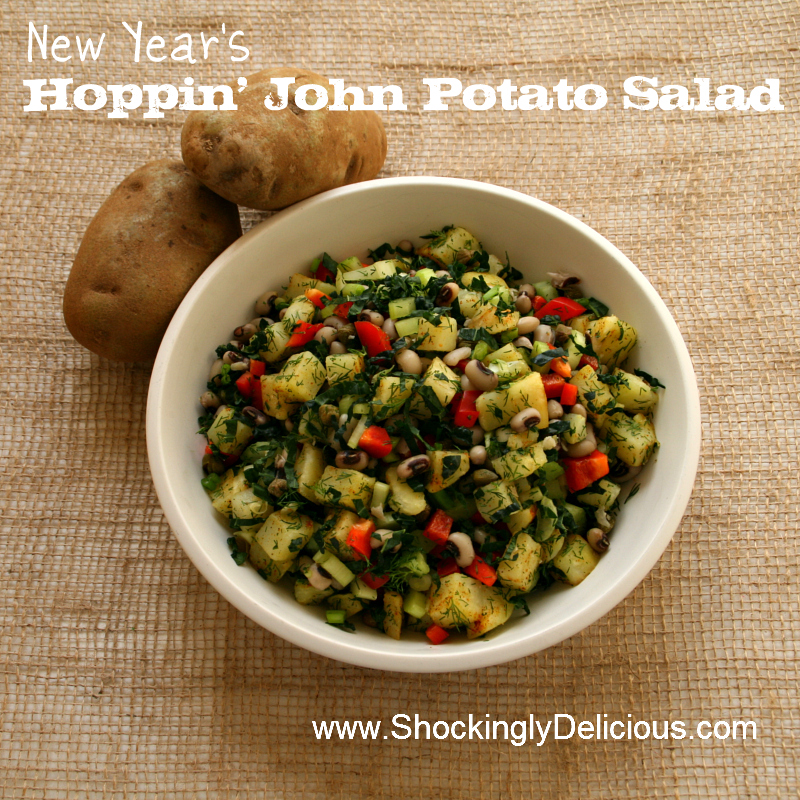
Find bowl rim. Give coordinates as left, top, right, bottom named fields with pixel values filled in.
left=147, top=176, right=701, bottom=673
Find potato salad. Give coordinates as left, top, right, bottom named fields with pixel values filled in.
left=197, top=226, right=661, bottom=643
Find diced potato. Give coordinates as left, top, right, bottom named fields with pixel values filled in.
left=282, top=297, right=316, bottom=330
left=209, top=467, right=250, bottom=516
left=274, top=352, right=326, bottom=403
left=284, top=272, right=335, bottom=298
left=603, top=412, right=658, bottom=467
left=426, top=451, right=470, bottom=493
left=427, top=573, right=514, bottom=638
left=260, top=374, right=300, bottom=420
left=207, top=406, right=254, bottom=456
left=475, top=479, right=521, bottom=523
left=386, top=464, right=427, bottom=515
left=476, top=372, right=549, bottom=432
left=230, top=488, right=271, bottom=521
left=323, top=509, right=362, bottom=561
left=569, top=314, right=593, bottom=335
left=248, top=540, right=293, bottom=583
left=325, top=353, right=365, bottom=386
left=562, top=413, right=588, bottom=444
left=552, top=534, right=600, bottom=585
left=483, top=343, right=523, bottom=363
left=315, top=466, right=376, bottom=512
left=372, top=375, right=415, bottom=420
left=408, top=358, right=459, bottom=418
left=497, top=533, right=543, bottom=593
left=327, top=593, right=364, bottom=618
left=294, top=577, right=334, bottom=605
left=417, top=316, right=458, bottom=351
left=416, top=226, right=479, bottom=265
left=255, top=508, right=316, bottom=562
left=461, top=272, right=508, bottom=291
left=258, top=322, right=293, bottom=364
left=297, top=408, right=328, bottom=444
left=295, top=444, right=325, bottom=504
left=491, top=444, right=547, bottom=482
left=569, top=365, right=616, bottom=426
left=540, top=535, right=565, bottom=563
left=588, top=315, right=637, bottom=369
left=577, top=478, right=621, bottom=510
left=458, top=290, right=482, bottom=318
left=342, top=259, right=404, bottom=281
left=610, top=369, right=659, bottom=413
left=507, top=506, right=536, bottom=535
left=383, top=590, right=404, bottom=639
left=467, top=305, right=520, bottom=335
left=507, top=429, right=539, bottom=450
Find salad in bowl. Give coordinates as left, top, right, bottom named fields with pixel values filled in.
left=196, top=225, right=661, bottom=644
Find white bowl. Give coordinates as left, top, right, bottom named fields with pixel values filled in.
left=147, top=177, right=700, bottom=673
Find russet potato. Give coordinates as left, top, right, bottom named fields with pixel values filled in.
left=63, top=159, right=241, bottom=361
left=181, top=67, right=388, bottom=210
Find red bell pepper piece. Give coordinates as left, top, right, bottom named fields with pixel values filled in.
left=464, top=555, right=497, bottom=586
left=578, top=354, right=599, bottom=371
left=235, top=371, right=254, bottom=399
left=537, top=297, right=586, bottom=322
left=358, top=426, right=393, bottom=458
left=426, top=624, right=450, bottom=644
left=456, top=359, right=470, bottom=373
left=436, top=558, right=460, bottom=577
left=541, top=373, right=566, bottom=398
left=304, top=287, right=330, bottom=309
left=471, top=511, right=487, bottom=526
left=313, top=259, right=336, bottom=283
left=345, top=518, right=376, bottom=561
left=360, top=571, right=390, bottom=590
left=251, top=376, right=264, bottom=412
left=562, top=450, right=610, bottom=493
left=354, top=320, right=392, bottom=356
left=287, top=321, right=323, bottom=348
left=560, top=382, right=578, bottom=406
left=249, top=359, right=266, bottom=377
left=533, top=295, right=547, bottom=312
left=204, top=445, right=238, bottom=468
left=334, top=301, right=353, bottom=319
left=451, top=390, right=481, bottom=428
left=424, top=509, right=454, bottom=545
left=548, top=345, right=572, bottom=378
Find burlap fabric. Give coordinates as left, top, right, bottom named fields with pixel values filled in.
left=2, top=1, right=798, bottom=797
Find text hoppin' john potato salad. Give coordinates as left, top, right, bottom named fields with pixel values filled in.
left=197, top=226, right=662, bottom=643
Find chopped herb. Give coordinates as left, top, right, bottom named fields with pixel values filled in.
left=633, top=369, right=666, bottom=389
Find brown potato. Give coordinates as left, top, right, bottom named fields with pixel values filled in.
left=181, top=67, right=388, bottom=210
left=63, top=159, right=241, bottom=361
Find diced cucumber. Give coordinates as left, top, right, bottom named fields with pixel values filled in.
left=388, top=297, right=417, bottom=319
left=394, top=317, right=421, bottom=338
left=534, top=497, right=557, bottom=542
left=488, top=359, right=530, bottom=384
left=337, top=256, right=362, bottom=273
left=472, top=341, right=491, bottom=362
left=341, top=283, right=368, bottom=297
left=313, top=551, right=355, bottom=587
left=347, top=418, right=369, bottom=450
left=563, top=502, right=588, bottom=535
left=351, top=577, right=378, bottom=601
left=352, top=403, right=371, bottom=416
left=500, top=327, right=519, bottom=344
left=534, top=281, right=559, bottom=301
left=538, top=462, right=565, bottom=481
left=338, top=395, right=357, bottom=415
left=415, top=268, right=436, bottom=286
left=326, top=609, right=347, bottom=624
left=544, top=476, right=567, bottom=501
left=403, top=551, right=431, bottom=577
left=371, top=481, right=390, bottom=509
left=403, top=590, right=429, bottom=619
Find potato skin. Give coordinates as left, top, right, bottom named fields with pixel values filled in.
left=63, top=159, right=241, bottom=361
left=181, top=67, right=388, bottom=210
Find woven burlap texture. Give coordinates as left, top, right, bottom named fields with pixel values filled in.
left=2, top=0, right=798, bottom=797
